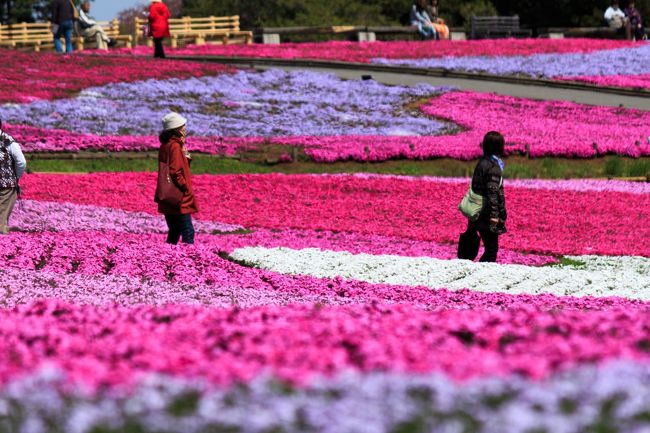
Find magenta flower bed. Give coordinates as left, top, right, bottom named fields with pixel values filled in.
left=1, top=173, right=650, bottom=426
left=559, top=73, right=650, bottom=90
left=273, top=91, right=650, bottom=161
left=0, top=300, right=648, bottom=389
left=7, top=90, right=649, bottom=160
left=0, top=49, right=231, bottom=104
left=21, top=173, right=650, bottom=257
left=121, top=38, right=635, bottom=63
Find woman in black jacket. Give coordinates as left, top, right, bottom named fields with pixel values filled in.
left=467, top=131, right=507, bottom=262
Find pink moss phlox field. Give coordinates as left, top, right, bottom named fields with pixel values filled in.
left=0, top=231, right=638, bottom=312
left=416, top=91, right=650, bottom=159
left=21, top=173, right=650, bottom=257
left=207, top=227, right=556, bottom=266
left=8, top=90, right=649, bottom=160
left=120, top=39, right=635, bottom=63
left=559, top=73, right=650, bottom=90
left=0, top=50, right=232, bottom=103
left=11, top=198, right=553, bottom=265
left=0, top=230, right=548, bottom=296
left=0, top=300, right=649, bottom=389
left=0, top=267, right=350, bottom=308
left=12, top=200, right=243, bottom=234
left=3, top=123, right=262, bottom=154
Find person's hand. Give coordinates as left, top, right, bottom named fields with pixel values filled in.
left=490, top=217, right=499, bottom=226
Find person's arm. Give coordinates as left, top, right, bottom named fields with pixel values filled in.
left=410, top=6, right=421, bottom=25
left=604, top=7, right=613, bottom=20
left=78, top=10, right=95, bottom=27
left=498, top=183, right=507, bottom=222
left=168, top=142, right=188, bottom=193
left=485, top=167, right=502, bottom=226
left=8, top=141, right=26, bottom=181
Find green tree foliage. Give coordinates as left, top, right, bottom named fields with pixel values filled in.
left=0, top=0, right=79, bottom=24
left=491, top=0, right=650, bottom=29
left=180, top=0, right=649, bottom=30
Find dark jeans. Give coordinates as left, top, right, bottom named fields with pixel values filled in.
left=164, top=214, right=195, bottom=245
left=154, top=38, right=166, bottom=58
left=54, top=20, right=74, bottom=53
left=477, top=227, right=499, bottom=263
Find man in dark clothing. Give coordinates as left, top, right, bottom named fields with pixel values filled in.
left=465, top=131, right=507, bottom=262
left=52, top=0, right=75, bottom=53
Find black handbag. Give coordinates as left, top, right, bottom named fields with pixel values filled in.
left=457, top=229, right=480, bottom=261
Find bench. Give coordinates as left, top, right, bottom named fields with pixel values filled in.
left=134, top=15, right=253, bottom=47
left=543, top=26, right=631, bottom=40
left=366, top=26, right=466, bottom=41
left=470, top=15, right=532, bottom=39
left=0, top=22, right=56, bottom=51
left=258, top=25, right=362, bottom=43
left=0, top=20, right=132, bottom=51
left=258, top=25, right=466, bottom=43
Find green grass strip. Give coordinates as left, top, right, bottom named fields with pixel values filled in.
left=26, top=155, right=650, bottom=180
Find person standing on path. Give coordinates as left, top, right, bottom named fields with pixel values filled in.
left=149, top=0, right=171, bottom=58
left=51, top=0, right=76, bottom=53
left=155, top=113, right=198, bottom=245
left=463, top=131, right=507, bottom=262
left=0, top=120, right=27, bottom=234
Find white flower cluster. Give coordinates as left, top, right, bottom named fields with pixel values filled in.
left=230, top=247, right=650, bottom=299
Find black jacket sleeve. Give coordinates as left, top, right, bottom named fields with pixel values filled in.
left=485, top=165, right=502, bottom=220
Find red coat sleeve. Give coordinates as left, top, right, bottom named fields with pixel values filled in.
left=168, top=142, right=188, bottom=193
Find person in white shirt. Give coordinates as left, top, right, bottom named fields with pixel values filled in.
left=604, top=0, right=628, bottom=29
left=0, top=119, right=26, bottom=234
left=77, top=1, right=115, bottom=50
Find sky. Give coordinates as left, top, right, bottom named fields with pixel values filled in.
left=92, top=0, right=143, bottom=21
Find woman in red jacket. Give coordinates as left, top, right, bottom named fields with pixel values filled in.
left=156, top=113, right=198, bottom=244
left=149, top=0, right=170, bottom=58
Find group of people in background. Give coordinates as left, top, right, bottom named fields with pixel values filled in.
left=411, top=0, right=450, bottom=40
left=605, top=0, right=647, bottom=40
left=50, top=0, right=171, bottom=57
left=51, top=0, right=115, bottom=53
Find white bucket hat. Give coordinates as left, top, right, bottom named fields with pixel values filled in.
left=162, top=112, right=187, bottom=131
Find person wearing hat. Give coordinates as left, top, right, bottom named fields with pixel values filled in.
left=149, top=0, right=171, bottom=58
left=155, top=112, right=198, bottom=245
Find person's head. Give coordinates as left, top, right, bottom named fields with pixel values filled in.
left=431, top=0, right=438, bottom=6
left=416, top=0, right=427, bottom=10
left=160, top=112, right=187, bottom=144
left=612, top=0, right=620, bottom=8
left=628, top=0, right=635, bottom=7
left=81, top=1, right=90, bottom=13
left=482, top=131, right=505, bottom=157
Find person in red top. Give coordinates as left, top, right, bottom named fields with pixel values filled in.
left=149, top=0, right=171, bottom=58
left=156, top=113, right=198, bottom=244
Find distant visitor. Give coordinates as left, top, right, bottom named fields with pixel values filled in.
left=427, top=0, right=450, bottom=40
left=410, top=0, right=437, bottom=40
left=149, top=0, right=171, bottom=58
left=77, top=1, right=116, bottom=50
left=51, top=0, right=76, bottom=53
left=625, top=1, right=647, bottom=40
